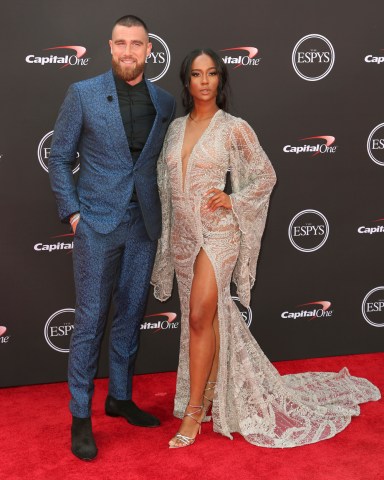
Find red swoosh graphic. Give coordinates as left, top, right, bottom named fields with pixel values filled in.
left=221, top=47, right=258, bottom=69
left=0, top=326, right=7, bottom=336
left=44, top=46, right=86, bottom=68
left=300, top=135, right=335, bottom=157
left=299, top=301, right=331, bottom=310
left=297, top=301, right=331, bottom=320
left=221, top=47, right=258, bottom=58
left=372, top=218, right=384, bottom=222
left=50, top=233, right=75, bottom=239
left=145, top=313, right=177, bottom=322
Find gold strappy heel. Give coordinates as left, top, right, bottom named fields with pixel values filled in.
left=203, top=381, right=216, bottom=416
left=169, top=404, right=203, bottom=449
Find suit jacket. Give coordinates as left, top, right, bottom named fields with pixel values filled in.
left=48, top=69, right=176, bottom=240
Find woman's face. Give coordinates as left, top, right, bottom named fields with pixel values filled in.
left=189, top=54, right=219, bottom=105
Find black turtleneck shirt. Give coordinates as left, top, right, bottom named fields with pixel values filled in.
left=114, top=74, right=156, bottom=202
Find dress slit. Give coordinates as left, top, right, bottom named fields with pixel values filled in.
left=153, top=111, right=381, bottom=448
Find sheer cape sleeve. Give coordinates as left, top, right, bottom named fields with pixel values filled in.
left=229, top=118, right=276, bottom=307
left=151, top=133, right=175, bottom=301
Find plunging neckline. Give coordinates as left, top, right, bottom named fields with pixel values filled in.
left=179, top=110, right=221, bottom=193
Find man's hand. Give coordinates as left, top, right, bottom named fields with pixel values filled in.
left=70, top=213, right=80, bottom=233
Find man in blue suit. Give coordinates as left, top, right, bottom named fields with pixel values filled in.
left=49, top=15, right=176, bottom=460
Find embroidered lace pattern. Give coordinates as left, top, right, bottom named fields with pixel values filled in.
left=151, top=110, right=381, bottom=448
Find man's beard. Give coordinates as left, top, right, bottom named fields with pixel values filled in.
left=112, top=57, right=145, bottom=83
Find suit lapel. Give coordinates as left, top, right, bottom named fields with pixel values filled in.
left=102, top=69, right=133, bottom=167
left=102, top=71, right=165, bottom=168
left=134, top=79, right=162, bottom=167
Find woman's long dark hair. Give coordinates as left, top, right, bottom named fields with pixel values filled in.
left=180, top=48, right=230, bottom=114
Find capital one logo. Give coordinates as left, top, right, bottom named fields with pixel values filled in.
left=145, top=33, right=170, bottom=82
left=288, top=210, right=329, bottom=252
left=357, top=218, right=384, bottom=235
left=37, top=131, right=80, bottom=173
left=0, top=325, right=10, bottom=344
left=364, top=49, right=384, bottom=64
left=367, top=123, right=384, bottom=166
left=281, top=301, right=333, bottom=320
left=362, top=287, right=384, bottom=327
left=283, top=135, right=337, bottom=156
left=292, top=34, right=335, bottom=81
left=221, top=47, right=261, bottom=69
left=44, top=308, right=75, bottom=353
left=34, top=233, right=74, bottom=253
left=232, top=296, right=252, bottom=327
left=25, top=46, right=89, bottom=68
left=141, top=312, right=179, bottom=332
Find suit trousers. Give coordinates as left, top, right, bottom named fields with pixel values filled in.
left=68, top=203, right=157, bottom=418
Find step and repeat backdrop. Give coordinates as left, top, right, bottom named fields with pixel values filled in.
left=1, top=0, right=383, bottom=387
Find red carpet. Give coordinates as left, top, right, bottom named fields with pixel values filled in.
left=1, top=353, right=383, bottom=480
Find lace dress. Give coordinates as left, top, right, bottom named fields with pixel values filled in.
left=151, top=110, right=381, bottom=448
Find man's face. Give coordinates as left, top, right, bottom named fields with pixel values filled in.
left=109, top=25, right=152, bottom=85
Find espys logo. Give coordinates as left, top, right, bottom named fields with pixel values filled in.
left=367, top=123, right=384, bottom=166
left=288, top=209, right=329, bottom=252
left=221, top=47, right=261, bottom=69
left=283, top=136, right=337, bottom=156
left=357, top=218, right=384, bottom=235
left=281, top=301, right=333, bottom=320
left=25, top=46, right=89, bottom=68
left=44, top=308, right=75, bottom=352
left=38, top=131, right=80, bottom=173
left=34, top=233, right=74, bottom=253
left=292, top=34, right=335, bottom=81
left=0, top=325, right=10, bottom=344
left=362, top=287, right=384, bottom=327
left=232, top=296, right=253, bottom=327
left=145, top=33, right=170, bottom=82
left=364, top=49, right=384, bottom=64
left=141, top=312, right=179, bottom=332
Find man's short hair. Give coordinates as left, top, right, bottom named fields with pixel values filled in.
left=113, top=15, right=149, bottom=35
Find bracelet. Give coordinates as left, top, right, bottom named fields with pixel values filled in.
left=70, top=213, right=80, bottom=225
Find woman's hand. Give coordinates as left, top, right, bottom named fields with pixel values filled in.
left=205, top=188, right=232, bottom=211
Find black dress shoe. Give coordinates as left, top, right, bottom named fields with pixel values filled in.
left=71, top=416, right=98, bottom=461
left=105, top=395, right=160, bottom=427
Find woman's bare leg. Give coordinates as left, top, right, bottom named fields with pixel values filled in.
left=169, top=248, right=219, bottom=446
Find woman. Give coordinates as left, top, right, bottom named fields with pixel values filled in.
left=151, top=49, right=380, bottom=449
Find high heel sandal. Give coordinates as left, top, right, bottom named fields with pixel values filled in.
left=169, top=404, right=203, bottom=449
left=203, top=381, right=216, bottom=416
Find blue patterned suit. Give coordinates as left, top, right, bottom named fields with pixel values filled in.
left=49, top=69, right=176, bottom=417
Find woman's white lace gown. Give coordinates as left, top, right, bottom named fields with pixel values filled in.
left=151, top=110, right=381, bottom=448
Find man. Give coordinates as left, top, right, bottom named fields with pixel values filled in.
left=48, top=15, right=176, bottom=461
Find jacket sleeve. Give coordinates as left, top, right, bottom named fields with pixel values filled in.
left=151, top=133, right=175, bottom=301
left=48, top=84, right=82, bottom=222
left=229, top=118, right=277, bottom=307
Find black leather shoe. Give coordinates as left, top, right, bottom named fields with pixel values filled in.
left=71, top=416, right=97, bottom=461
left=105, top=395, right=160, bottom=427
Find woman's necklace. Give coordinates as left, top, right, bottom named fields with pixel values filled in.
left=189, top=112, right=217, bottom=123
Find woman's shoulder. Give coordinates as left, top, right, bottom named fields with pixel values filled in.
left=169, top=115, right=187, bottom=130
left=223, top=112, right=250, bottom=126
left=163, top=116, right=186, bottom=143
left=219, top=112, right=254, bottom=136
left=163, top=116, right=187, bottom=146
